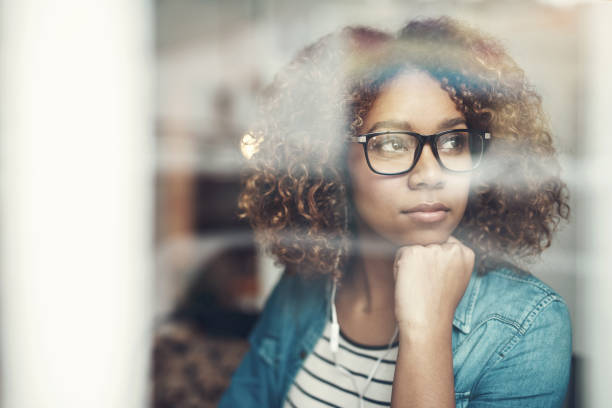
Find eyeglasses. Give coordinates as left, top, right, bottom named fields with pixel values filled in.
left=350, top=129, right=491, bottom=175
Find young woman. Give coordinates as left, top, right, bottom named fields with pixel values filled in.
left=220, top=17, right=571, bottom=407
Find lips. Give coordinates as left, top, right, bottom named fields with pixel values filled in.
left=401, top=202, right=450, bottom=223
left=403, top=203, right=450, bottom=213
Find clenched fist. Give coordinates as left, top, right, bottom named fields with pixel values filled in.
left=393, top=236, right=474, bottom=335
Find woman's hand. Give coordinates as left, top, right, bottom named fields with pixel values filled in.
left=393, top=236, right=474, bottom=335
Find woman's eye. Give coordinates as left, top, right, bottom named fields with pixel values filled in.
left=370, top=135, right=414, bottom=154
left=382, top=138, right=405, bottom=152
left=438, top=133, right=467, bottom=152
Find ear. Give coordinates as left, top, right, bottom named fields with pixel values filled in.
left=476, top=108, right=494, bottom=126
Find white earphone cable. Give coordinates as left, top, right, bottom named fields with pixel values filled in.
left=329, top=280, right=399, bottom=408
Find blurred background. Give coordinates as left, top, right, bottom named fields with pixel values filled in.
left=1, top=0, right=611, bottom=407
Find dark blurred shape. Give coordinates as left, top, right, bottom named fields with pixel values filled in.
left=194, top=177, right=247, bottom=232
left=565, top=354, right=580, bottom=408
left=152, top=322, right=250, bottom=408
left=172, top=246, right=259, bottom=332
left=153, top=246, right=259, bottom=407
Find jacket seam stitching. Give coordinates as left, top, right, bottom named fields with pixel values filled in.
left=468, top=295, right=562, bottom=399
left=473, top=313, right=523, bottom=335
left=489, top=270, right=557, bottom=295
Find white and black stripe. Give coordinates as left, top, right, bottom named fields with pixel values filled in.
left=284, top=320, right=398, bottom=408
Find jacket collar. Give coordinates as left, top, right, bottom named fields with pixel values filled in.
left=452, top=266, right=481, bottom=334
left=319, top=266, right=481, bottom=335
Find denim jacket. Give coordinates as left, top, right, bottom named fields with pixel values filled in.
left=219, top=265, right=572, bottom=407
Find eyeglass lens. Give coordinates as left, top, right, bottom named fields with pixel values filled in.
left=366, top=131, right=483, bottom=174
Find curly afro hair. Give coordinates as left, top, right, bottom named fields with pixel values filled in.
left=238, top=17, right=569, bottom=279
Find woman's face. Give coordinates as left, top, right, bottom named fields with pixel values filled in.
left=348, top=70, right=471, bottom=247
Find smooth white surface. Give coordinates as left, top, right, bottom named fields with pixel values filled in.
left=0, top=1, right=153, bottom=407
left=579, top=3, right=612, bottom=406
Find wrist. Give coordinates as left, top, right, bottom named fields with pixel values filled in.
left=398, top=321, right=453, bottom=344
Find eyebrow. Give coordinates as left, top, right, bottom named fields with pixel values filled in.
left=366, top=117, right=467, bottom=133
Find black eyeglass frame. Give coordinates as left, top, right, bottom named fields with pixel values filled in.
left=350, top=129, right=491, bottom=176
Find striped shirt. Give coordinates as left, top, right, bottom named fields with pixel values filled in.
left=284, top=319, right=399, bottom=408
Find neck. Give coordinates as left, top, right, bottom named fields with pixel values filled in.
left=342, top=239, right=397, bottom=314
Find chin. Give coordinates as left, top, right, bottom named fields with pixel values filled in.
left=394, top=230, right=452, bottom=246
left=356, top=218, right=456, bottom=249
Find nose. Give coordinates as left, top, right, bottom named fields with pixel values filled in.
left=407, top=144, right=444, bottom=190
